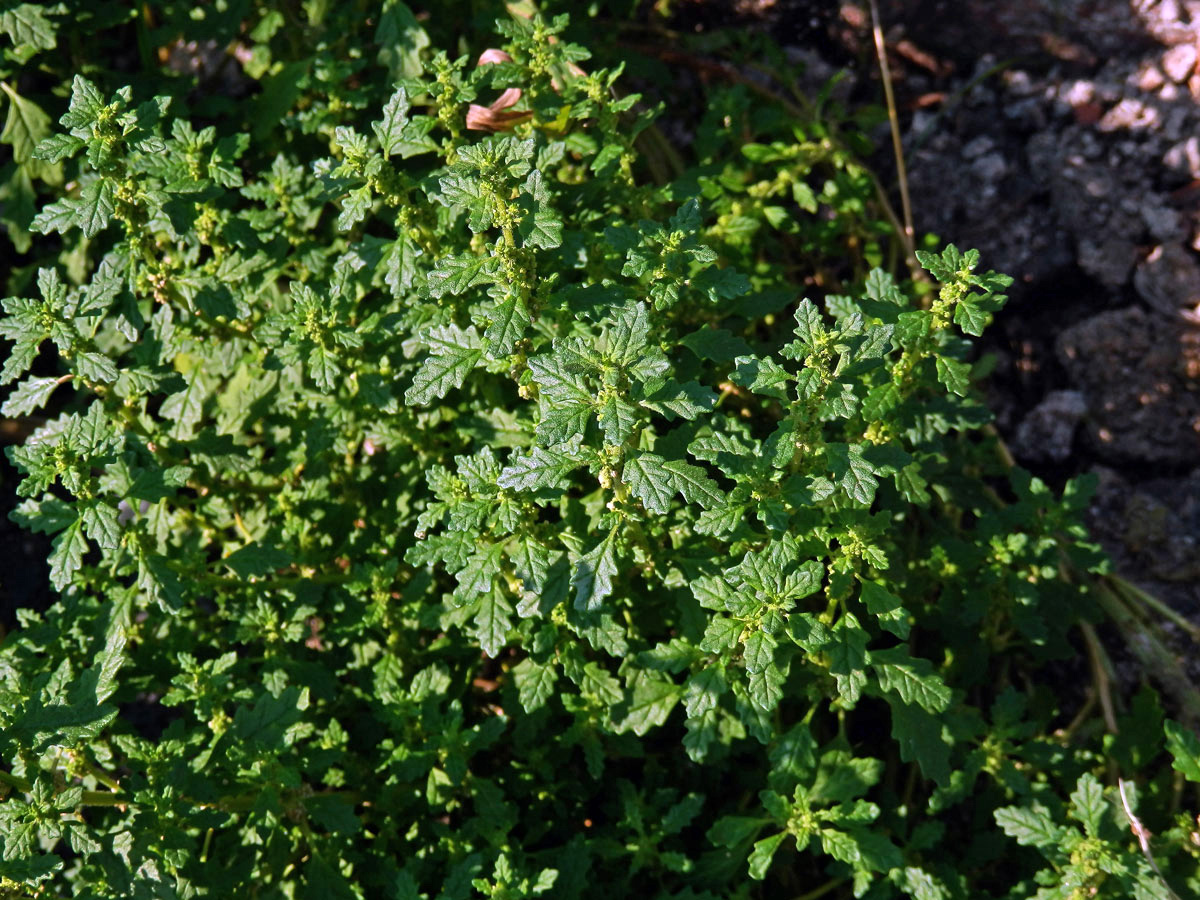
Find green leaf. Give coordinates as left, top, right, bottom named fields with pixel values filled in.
left=889, top=701, right=952, bottom=786
left=747, top=831, right=786, bottom=880
left=597, top=393, right=636, bottom=444
left=30, top=197, right=74, bottom=235
left=1164, top=720, right=1200, bottom=783
left=700, top=615, right=741, bottom=653
left=827, top=612, right=868, bottom=705
left=916, top=245, right=961, bottom=283
left=308, top=345, right=340, bottom=392
left=1, top=375, right=61, bottom=416
left=76, top=179, right=116, bottom=238
left=731, top=355, right=792, bottom=400
left=337, top=184, right=372, bottom=231
left=707, top=816, right=765, bottom=849
left=953, top=299, right=991, bottom=337
left=233, top=686, right=309, bottom=746
left=871, top=648, right=951, bottom=714
left=373, top=87, right=411, bottom=157
left=692, top=574, right=735, bottom=611
left=679, top=326, right=751, bottom=362
left=683, top=665, right=725, bottom=718
left=1, top=83, right=57, bottom=181
left=452, top=543, right=504, bottom=607
left=224, top=543, right=291, bottom=579
left=406, top=324, right=483, bottom=406
left=427, top=253, right=499, bottom=298
left=484, top=290, right=529, bottom=358
left=517, top=171, right=562, bottom=249
left=0, top=4, right=56, bottom=50
left=48, top=517, right=87, bottom=590
left=305, top=795, right=360, bottom=835
left=640, top=377, right=717, bottom=421
left=572, top=528, right=619, bottom=612
left=692, top=266, right=750, bottom=302
left=159, top=371, right=207, bottom=440
left=535, top=401, right=592, bottom=447
left=512, top=657, right=558, bottom=713
left=375, top=0, right=429, bottom=80
left=935, top=356, right=971, bottom=397
left=498, top=446, right=582, bottom=491
left=819, top=828, right=861, bottom=865
left=1068, top=773, right=1106, bottom=836
left=473, top=584, right=513, bottom=657
left=623, top=451, right=675, bottom=514
left=6, top=700, right=117, bottom=754
left=994, top=804, right=1063, bottom=849
left=605, top=302, right=650, bottom=365
left=746, top=665, right=784, bottom=712
left=381, top=235, right=421, bottom=297
left=827, top=444, right=879, bottom=505
left=79, top=501, right=120, bottom=551
left=742, top=630, right=776, bottom=675
left=32, top=132, right=82, bottom=164
left=59, top=76, right=104, bottom=131
left=859, top=580, right=910, bottom=639
left=138, top=553, right=185, bottom=612
left=614, top=669, right=681, bottom=736
left=74, top=350, right=118, bottom=384
left=861, top=382, right=900, bottom=421
left=791, top=298, right=825, bottom=351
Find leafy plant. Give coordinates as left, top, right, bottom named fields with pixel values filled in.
left=0, top=3, right=1198, bottom=898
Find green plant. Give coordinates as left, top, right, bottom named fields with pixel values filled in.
left=0, top=4, right=1198, bottom=898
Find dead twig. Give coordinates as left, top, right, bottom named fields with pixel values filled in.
left=1118, top=778, right=1183, bottom=900
left=1080, top=621, right=1119, bottom=735
left=867, top=0, right=915, bottom=269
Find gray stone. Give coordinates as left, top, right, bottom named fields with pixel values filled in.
left=1134, top=243, right=1200, bottom=313
left=1077, top=238, right=1135, bottom=288
left=970, top=152, right=1008, bottom=182
left=1013, top=390, right=1089, bottom=462
left=963, top=136, right=995, bottom=159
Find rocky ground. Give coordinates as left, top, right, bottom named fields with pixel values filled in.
left=713, top=0, right=1200, bottom=615
left=858, top=0, right=1200, bottom=622
left=660, top=0, right=1200, bottom=693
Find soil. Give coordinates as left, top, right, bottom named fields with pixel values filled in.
left=856, top=0, right=1200, bottom=623
left=0, top=422, right=52, bottom=635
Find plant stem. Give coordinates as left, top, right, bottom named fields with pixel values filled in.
left=1079, top=622, right=1118, bottom=734
left=1108, top=575, right=1200, bottom=643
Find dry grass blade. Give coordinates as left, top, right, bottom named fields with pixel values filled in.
left=867, top=0, right=916, bottom=267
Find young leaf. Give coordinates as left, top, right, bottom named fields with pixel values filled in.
left=747, top=831, right=787, bottom=880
